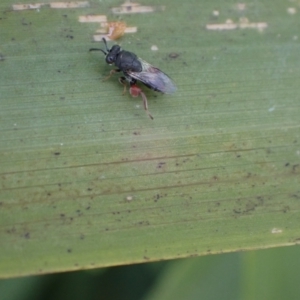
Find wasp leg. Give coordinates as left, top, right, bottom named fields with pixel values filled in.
left=118, top=77, right=127, bottom=95
left=103, top=69, right=120, bottom=81
left=140, top=90, right=154, bottom=120
left=129, top=84, right=153, bottom=120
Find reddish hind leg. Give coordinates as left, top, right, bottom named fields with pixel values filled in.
left=129, top=84, right=153, bottom=120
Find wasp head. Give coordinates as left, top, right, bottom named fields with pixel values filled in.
left=89, top=38, right=122, bottom=65
left=105, top=44, right=121, bottom=64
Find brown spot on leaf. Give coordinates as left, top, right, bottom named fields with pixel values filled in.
left=168, top=52, right=179, bottom=59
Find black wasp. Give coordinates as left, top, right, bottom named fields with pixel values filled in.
left=89, top=38, right=176, bottom=119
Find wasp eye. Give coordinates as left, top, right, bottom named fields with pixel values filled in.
left=106, top=55, right=114, bottom=64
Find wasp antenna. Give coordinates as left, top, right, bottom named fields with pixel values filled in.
left=102, top=38, right=110, bottom=52
left=89, top=48, right=107, bottom=55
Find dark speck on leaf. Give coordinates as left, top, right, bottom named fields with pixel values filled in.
left=157, top=162, right=165, bottom=168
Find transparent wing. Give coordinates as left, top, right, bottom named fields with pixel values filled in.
left=128, top=59, right=177, bottom=94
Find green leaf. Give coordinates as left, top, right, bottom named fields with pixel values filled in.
left=0, top=0, right=299, bottom=278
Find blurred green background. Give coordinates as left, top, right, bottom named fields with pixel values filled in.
left=2, top=245, right=300, bottom=300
